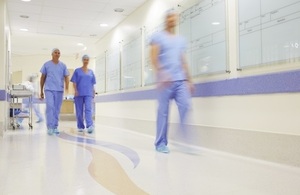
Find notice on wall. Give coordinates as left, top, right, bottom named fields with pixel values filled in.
left=122, top=30, right=143, bottom=89
left=95, top=55, right=105, bottom=93
left=239, top=0, right=300, bottom=68
left=179, top=0, right=227, bottom=75
left=106, top=47, right=120, bottom=92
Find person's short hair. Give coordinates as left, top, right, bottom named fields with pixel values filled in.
left=52, top=48, right=60, bottom=54
left=82, top=54, right=90, bottom=61
left=165, top=9, right=177, bottom=19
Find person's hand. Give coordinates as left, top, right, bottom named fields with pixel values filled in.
left=157, top=70, right=172, bottom=83
left=156, top=70, right=172, bottom=90
left=187, top=81, right=195, bottom=94
left=40, top=92, right=44, bottom=100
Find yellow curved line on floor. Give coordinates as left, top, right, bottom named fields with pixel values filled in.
left=81, top=145, right=149, bottom=195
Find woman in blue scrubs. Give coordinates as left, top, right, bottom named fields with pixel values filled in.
left=71, top=55, right=96, bottom=133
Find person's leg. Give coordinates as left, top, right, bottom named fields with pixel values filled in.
left=74, top=96, right=85, bottom=130
left=53, top=91, right=63, bottom=133
left=45, top=90, right=55, bottom=134
left=174, top=81, right=191, bottom=128
left=84, top=96, right=94, bottom=133
left=155, top=83, right=174, bottom=150
left=16, top=102, right=29, bottom=125
left=33, top=99, right=43, bottom=122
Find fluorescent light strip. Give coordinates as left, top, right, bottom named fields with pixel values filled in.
left=100, top=23, right=108, bottom=27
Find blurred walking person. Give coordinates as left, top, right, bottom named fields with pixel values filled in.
left=150, top=10, right=194, bottom=153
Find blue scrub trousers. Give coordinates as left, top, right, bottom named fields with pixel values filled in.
left=45, top=90, right=63, bottom=129
left=155, top=80, right=191, bottom=148
left=74, top=96, right=93, bottom=129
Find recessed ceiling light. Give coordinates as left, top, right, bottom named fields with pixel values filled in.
left=114, top=8, right=124, bottom=12
left=77, top=43, right=84, bottom=46
left=21, top=0, right=31, bottom=2
left=212, top=22, right=220, bottom=25
left=20, top=15, right=29, bottom=18
left=100, top=23, right=108, bottom=27
left=20, top=28, right=28, bottom=31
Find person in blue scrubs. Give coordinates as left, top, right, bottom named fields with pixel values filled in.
left=71, top=55, right=96, bottom=133
left=40, top=48, right=69, bottom=135
left=150, top=11, right=194, bottom=153
left=17, top=75, right=44, bottom=126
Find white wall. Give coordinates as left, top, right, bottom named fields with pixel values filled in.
left=11, top=54, right=96, bottom=82
left=97, top=93, right=300, bottom=135
left=94, top=0, right=182, bottom=54
left=0, top=0, right=10, bottom=135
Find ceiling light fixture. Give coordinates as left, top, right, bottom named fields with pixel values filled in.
left=21, top=0, right=31, bottom=2
left=114, top=8, right=124, bottom=12
left=77, top=43, right=84, bottom=46
left=20, top=28, right=28, bottom=31
left=212, top=22, right=220, bottom=25
left=100, top=23, right=108, bottom=27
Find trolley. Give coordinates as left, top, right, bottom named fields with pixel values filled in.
left=9, top=85, right=33, bottom=130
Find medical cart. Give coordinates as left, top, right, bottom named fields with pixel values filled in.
left=9, top=85, right=33, bottom=130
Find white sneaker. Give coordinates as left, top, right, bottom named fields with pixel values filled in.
left=78, top=128, right=84, bottom=133
left=53, top=128, right=60, bottom=135
left=87, top=126, right=94, bottom=134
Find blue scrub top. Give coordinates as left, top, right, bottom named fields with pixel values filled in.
left=40, top=60, right=69, bottom=92
left=70, top=68, right=96, bottom=97
left=150, top=31, right=187, bottom=82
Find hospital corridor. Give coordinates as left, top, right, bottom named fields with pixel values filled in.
left=1, top=0, right=300, bottom=195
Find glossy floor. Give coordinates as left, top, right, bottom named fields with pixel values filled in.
left=0, top=121, right=300, bottom=195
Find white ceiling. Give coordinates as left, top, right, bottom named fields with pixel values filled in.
left=7, top=0, right=148, bottom=57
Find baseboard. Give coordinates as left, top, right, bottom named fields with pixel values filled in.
left=96, top=116, right=300, bottom=167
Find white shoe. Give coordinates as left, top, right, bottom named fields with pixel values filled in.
left=78, top=128, right=84, bottom=133
left=87, top=126, right=94, bottom=134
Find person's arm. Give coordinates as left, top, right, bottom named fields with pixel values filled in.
left=64, top=75, right=70, bottom=94
left=40, top=74, right=46, bottom=99
left=182, top=54, right=192, bottom=82
left=92, top=71, right=96, bottom=97
left=150, top=43, right=173, bottom=86
left=181, top=53, right=194, bottom=93
left=73, top=82, right=78, bottom=96
left=150, top=43, right=162, bottom=74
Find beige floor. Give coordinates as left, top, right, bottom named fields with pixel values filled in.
left=1, top=121, right=300, bottom=195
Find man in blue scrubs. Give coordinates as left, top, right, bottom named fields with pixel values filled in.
left=150, top=11, right=194, bottom=153
left=71, top=55, right=96, bottom=133
left=40, top=48, right=69, bottom=135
